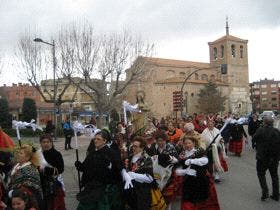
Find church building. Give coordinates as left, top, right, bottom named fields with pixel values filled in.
left=124, top=21, right=250, bottom=118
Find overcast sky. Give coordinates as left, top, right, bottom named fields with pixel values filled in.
left=0, top=0, right=280, bottom=85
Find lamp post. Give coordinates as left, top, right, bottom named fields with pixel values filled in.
left=180, top=64, right=227, bottom=117
left=34, top=38, right=57, bottom=140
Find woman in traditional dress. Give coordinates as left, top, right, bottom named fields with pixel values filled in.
left=148, top=130, right=180, bottom=210
left=124, top=136, right=155, bottom=210
left=75, top=130, right=123, bottom=210
left=201, top=120, right=227, bottom=183
left=38, top=134, right=65, bottom=210
left=9, top=144, right=42, bottom=209
left=176, top=136, right=220, bottom=210
left=229, top=120, right=247, bottom=157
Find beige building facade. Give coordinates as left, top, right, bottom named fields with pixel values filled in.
left=124, top=26, right=250, bottom=118
left=40, top=77, right=97, bottom=121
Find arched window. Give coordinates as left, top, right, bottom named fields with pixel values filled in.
left=210, top=74, right=215, bottom=81
left=220, top=45, right=224, bottom=58
left=195, top=73, right=199, bottom=80
left=213, top=47, right=217, bottom=60
left=166, top=70, right=175, bottom=78
left=201, top=74, right=208, bottom=81
left=231, top=44, right=236, bottom=58
left=240, top=45, right=244, bottom=58
left=179, top=72, right=186, bottom=77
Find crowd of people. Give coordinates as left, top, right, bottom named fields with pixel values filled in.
left=0, top=111, right=279, bottom=210
left=73, top=112, right=250, bottom=210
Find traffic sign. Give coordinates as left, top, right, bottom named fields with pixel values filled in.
left=173, top=91, right=183, bottom=111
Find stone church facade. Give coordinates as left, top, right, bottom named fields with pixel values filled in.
left=124, top=25, right=251, bottom=118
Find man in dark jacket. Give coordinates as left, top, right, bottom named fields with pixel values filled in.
left=252, top=116, right=280, bottom=201
left=248, top=114, right=261, bottom=137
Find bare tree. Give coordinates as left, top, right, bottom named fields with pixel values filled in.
left=15, top=34, right=77, bottom=127
left=15, top=23, right=154, bottom=126
left=68, top=24, right=154, bottom=125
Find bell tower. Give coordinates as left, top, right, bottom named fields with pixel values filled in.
left=208, top=18, right=250, bottom=115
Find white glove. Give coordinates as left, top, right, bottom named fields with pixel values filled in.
left=175, top=168, right=188, bottom=176
left=8, top=190, right=13, bottom=198
left=185, top=159, right=193, bottom=166
left=107, top=162, right=112, bottom=169
left=128, top=171, right=153, bottom=183
left=121, top=169, right=133, bottom=189
left=170, top=156, right=178, bottom=164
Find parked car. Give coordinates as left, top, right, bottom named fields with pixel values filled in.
left=259, top=111, right=275, bottom=120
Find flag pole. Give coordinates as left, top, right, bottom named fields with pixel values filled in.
left=74, top=129, right=81, bottom=193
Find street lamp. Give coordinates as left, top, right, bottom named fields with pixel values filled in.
left=180, top=64, right=227, bottom=117
left=34, top=38, right=57, bottom=140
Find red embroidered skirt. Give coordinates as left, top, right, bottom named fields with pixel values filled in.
left=162, top=171, right=184, bottom=203
left=181, top=174, right=220, bottom=210
left=229, top=139, right=243, bottom=154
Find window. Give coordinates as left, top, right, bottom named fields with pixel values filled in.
left=254, top=91, right=260, bottom=95
left=272, top=104, right=278, bottom=108
left=195, top=73, right=199, bottom=80
left=240, top=45, right=244, bottom=58
left=261, top=84, right=267, bottom=88
left=210, top=75, right=215, bottom=81
left=254, top=84, right=259, bottom=88
left=261, top=91, right=267, bottom=95
left=220, top=45, right=224, bottom=58
left=271, top=84, right=276, bottom=88
left=262, top=98, right=267, bottom=101
left=271, top=98, right=277, bottom=101
left=201, top=74, right=208, bottom=81
left=213, top=47, right=217, bottom=60
left=167, top=70, right=175, bottom=78
left=179, top=72, right=186, bottom=77
left=271, top=90, right=277, bottom=94
left=231, top=44, right=236, bottom=58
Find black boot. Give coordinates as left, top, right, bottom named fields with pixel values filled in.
left=65, top=138, right=69, bottom=150
left=68, top=138, right=73, bottom=149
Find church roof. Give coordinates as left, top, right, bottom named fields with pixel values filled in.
left=155, top=76, right=229, bottom=86
left=209, top=35, right=248, bottom=44
left=143, top=57, right=210, bottom=69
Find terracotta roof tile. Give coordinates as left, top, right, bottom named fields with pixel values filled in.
left=143, top=57, right=210, bottom=69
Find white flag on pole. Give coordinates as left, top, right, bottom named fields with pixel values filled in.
left=122, top=101, right=140, bottom=125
